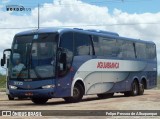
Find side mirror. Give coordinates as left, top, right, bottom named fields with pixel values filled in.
left=1, top=58, right=5, bottom=66
left=1, top=49, right=11, bottom=67
left=1, top=54, right=6, bottom=67
left=3, top=54, right=6, bottom=63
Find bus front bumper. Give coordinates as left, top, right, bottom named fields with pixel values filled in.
left=9, top=88, right=55, bottom=99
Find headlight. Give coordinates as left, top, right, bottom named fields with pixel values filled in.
left=42, top=85, right=55, bottom=89
left=9, top=85, right=17, bottom=89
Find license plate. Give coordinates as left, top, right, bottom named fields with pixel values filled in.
left=25, top=92, right=33, bottom=96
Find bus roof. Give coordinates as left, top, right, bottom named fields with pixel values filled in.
left=15, top=27, right=155, bottom=45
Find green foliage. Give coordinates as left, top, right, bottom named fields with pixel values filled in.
left=157, top=76, right=160, bottom=89
left=0, top=74, right=6, bottom=88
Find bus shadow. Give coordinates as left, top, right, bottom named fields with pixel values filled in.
left=15, top=93, right=148, bottom=106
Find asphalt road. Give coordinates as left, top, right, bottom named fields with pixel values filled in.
left=0, top=90, right=160, bottom=119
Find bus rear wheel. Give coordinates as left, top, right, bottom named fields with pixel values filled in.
left=124, top=80, right=139, bottom=96
left=97, top=93, right=114, bottom=99
left=138, top=81, right=145, bottom=95
left=31, top=98, right=48, bottom=104
left=124, top=91, right=130, bottom=96
left=63, top=83, right=84, bottom=103
left=131, top=80, right=139, bottom=96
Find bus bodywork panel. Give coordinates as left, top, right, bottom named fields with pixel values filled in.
left=9, top=79, right=55, bottom=98
left=72, top=58, right=157, bottom=95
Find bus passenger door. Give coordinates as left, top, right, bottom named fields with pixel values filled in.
left=55, top=32, right=74, bottom=97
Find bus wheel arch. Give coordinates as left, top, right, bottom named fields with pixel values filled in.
left=64, top=79, right=85, bottom=103
left=71, top=79, right=85, bottom=96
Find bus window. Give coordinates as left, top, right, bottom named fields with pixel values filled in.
left=117, top=40, right=135, bottom=59
left=74, top=33, right=93, bottom=56
left=146, top=44, right=156, bottom=60
left=93, top=36, right=136, bottom=59
left=101, top=37, right=117, bottom=57
left=93, top=36, right=118, bottom=57
left=135, top=43, right=147, bottom=59
left=92, top=36, right=103, bottom=56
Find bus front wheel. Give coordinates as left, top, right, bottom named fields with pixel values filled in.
left=8, top=95, right=14, bottom=100
left=63, top=83, right=84, bottom=103
left=31, top=98, right=48, bottom=104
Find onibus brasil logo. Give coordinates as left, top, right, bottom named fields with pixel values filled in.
left=6, top=5, right=31, bottom=11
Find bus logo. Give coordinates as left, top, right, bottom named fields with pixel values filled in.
left=97, top=62, right=119, bottom=69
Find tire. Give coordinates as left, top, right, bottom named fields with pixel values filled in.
left=8, top=95, right=14, bottom=100
left=97, top=93, right=114, bottom=99
left=18, top=97, right=25, bottom=100
left=138, top=81, right=144, bottom=95
left=124, top=91, right=131, bottom=97
left=31, top=98, right=48, bottom=104
left=63, top=83, right=84, bottom=103
left=130, top=80, right=139, bottom=96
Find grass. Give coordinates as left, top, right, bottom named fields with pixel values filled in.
left=0, top=74, right=6, bottom=89
left=157, top=77, right=160, bottom=89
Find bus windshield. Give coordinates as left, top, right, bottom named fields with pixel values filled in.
left=10, top=33, right=58, bottom=79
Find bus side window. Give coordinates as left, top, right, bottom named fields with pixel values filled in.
left=101, top=38, right=117, bottom=57
left=92, top=36, right=103, bottom=56
left=135, top=43, right=147, bottom=59
left=74, top=33, right=93, bottom=56
left=146, top=44, right=156, bottom=60
left=116, top=40, right=135, bottom=59
left=93, top=36, right=118, bottom=57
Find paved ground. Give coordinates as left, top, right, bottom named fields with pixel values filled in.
left=0, top=90, right=160, bottom=119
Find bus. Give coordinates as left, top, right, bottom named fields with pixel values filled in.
left=1, top=28, right=157, bottom=104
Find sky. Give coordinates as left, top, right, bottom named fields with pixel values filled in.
left=0, top=0, right=160, bottom=74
